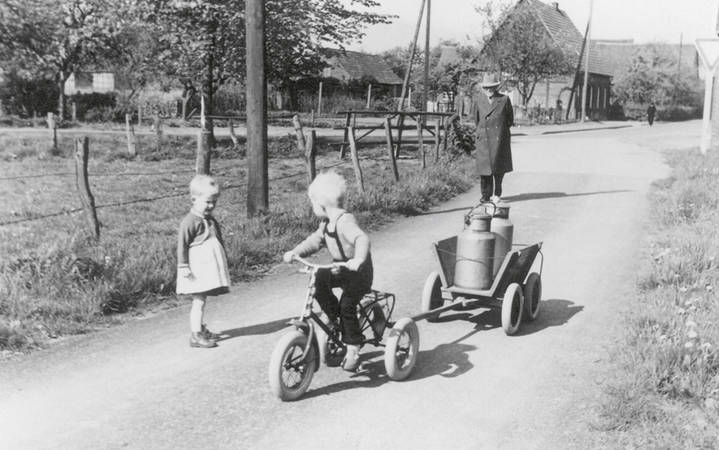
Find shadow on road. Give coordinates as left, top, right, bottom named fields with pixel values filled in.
left=516, top=299, right=584, bottom=336
left=216, top=317, right=292, bottom=341
left=418, top=189, right=632, bottom=217
left=502, top=190, right=631, bottom=203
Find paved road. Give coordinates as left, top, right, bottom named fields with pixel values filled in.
left=0, top=121, right=696, bottom=449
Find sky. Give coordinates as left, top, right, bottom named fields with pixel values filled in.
left=345, top=0, right=719, bottom=53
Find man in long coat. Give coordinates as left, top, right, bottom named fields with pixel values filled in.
left=471, top=73, right=514, bottom=203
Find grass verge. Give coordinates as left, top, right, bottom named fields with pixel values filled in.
left=598, top=147, right=719, bottom=448
left=0, top=130, right=477, bottom=352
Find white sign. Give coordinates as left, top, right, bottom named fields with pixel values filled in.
left=695, top=39, right=719, bottom=154
left=696, top=39, right=719, bottom=71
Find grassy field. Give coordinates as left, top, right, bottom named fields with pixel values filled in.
left=0, top=127, right=477, bottom=351
left=598, top=147, right=719, bottom=448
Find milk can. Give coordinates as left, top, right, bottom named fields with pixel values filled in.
left=491, top=203, right=514, bottom=276
left=454, top=211, right=495, bottom=289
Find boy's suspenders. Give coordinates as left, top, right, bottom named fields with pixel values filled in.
left=323, top=213, right=348, bottom=262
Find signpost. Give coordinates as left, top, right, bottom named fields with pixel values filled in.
left=695, top=38, right=719, bottom=154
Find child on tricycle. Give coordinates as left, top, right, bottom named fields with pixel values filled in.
left=283, top=170, right=373, bottom=371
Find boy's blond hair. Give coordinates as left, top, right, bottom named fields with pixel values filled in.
left=190, top=174, right=220, bottom=197
left=308, top=170, right=347, bottom=208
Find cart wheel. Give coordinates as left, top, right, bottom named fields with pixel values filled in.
left=523, top=272, right=542, bottom=321
left=268, top=330, right=316, bottom=401
left=420, top=271, right=443, bottom=322
left=501, top=283, right=524, bottom=336
left=384, top=317, right=420, bottom=381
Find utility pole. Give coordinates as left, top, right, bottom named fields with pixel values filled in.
left=581, top=0, right=593, bottom=123
left=422, top=0, right=431, bottom=115
left=246, top=0, right=268, bottom=216
left=398, top=0, right=426, bottom=110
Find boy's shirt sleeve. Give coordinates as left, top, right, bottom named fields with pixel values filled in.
left=292, top=222, right=325, bottom=257
left=177, top=214, right=198, bottom=268
left=211, top=216, right=225, bottom=248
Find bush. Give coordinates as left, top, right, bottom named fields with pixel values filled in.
left=657, top=105, right=701, bottom=122
left=68, top=92, right=117, bottom=121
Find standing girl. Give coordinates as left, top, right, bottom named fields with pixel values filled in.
left=176, top=175, right=230, bottom=348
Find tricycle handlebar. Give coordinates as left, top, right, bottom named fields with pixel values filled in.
left=291, top=255, right=347, bottom=271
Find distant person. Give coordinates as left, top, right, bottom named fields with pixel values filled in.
left=555, top=99, right=563, bottom=123
left=283, top=171, right=373, bottom=372
left=176, top=175, right=230, bottom=349
left=647, top=103, right=657, bottom=126
left=471, top=73, right=514, bottom=204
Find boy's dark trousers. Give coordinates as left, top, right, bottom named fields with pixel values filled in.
left=480, top=173, right=504, bottom=201
left=314, top=263, right=373, bottom=345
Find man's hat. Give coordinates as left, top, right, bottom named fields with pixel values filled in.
left=480, top=73, right=501, bottom=88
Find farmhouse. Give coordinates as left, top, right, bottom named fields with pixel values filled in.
left=63, top=71, right=116, bottom=95
left=480, top=0, right=614, bottom=120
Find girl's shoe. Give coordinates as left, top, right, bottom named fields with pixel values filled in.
left=201, top=324, right=221, bottom=341
left=189, top=332, right=217, bottom=348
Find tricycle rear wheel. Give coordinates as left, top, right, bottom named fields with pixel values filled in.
left=268, top=329, right=317, bottom=401
left=420, top=271, right=443, bottom=322
left=384, top=317, right=419, bottom=381
left=523, top=272, right=542, bottom=321
left=501, top=283, right=524, bottom=335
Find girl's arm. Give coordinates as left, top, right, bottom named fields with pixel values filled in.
left=177, top=215, right=197, bottom=271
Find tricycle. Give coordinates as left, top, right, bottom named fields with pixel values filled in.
left=418, top=233, right=544, bottom=335
left=268, top=256, right=419, bottom=401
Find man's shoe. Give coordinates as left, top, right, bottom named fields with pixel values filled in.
left=491, top=195, right=501, bottom=204
left=201, top=324, right=221, bottom=341
left=190, top=332, right=217, bottom=348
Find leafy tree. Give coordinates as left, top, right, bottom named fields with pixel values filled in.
left=614, top=44, right=702, bottom=109
left=475, top=0, right=573, bottom=105
left=0, top=0, right=122, bottom=119
left=430, top=41, right=481, bottom=110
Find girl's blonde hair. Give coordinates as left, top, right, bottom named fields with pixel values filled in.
left=190, top=174, right=220, bottom=197
left=308, top=170, right=346, bottom=208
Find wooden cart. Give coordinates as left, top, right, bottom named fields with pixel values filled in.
left=416, top=238, right=544, bottom=335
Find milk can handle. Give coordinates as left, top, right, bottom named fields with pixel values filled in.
left=464, top=201, right=496, bottom=225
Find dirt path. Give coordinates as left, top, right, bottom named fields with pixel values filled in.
left=0, top=122, right=693, bottom=449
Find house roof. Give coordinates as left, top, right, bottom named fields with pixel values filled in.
left=520, top=0, right=614, bottom=77
left=323, top=49, right=403, bottom=85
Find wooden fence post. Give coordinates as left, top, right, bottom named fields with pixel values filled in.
left=197, top=130, right=211, bottom=175
left=47, top=112, right=57, bottom=152
left=434, top=119, right=441, bottom=162
left=384, top=117, right=399, bottom=181
left=292, top=114, right=307, bottom=154
left=339, top=112, right=351, bottom=159
left=394, top=114, right=405, bottom=159
left=443, top=116, right=449, bottom=152
left=74, top=137, right=100, bottom=240
left=317, top=81, right=323, bottom=115
left=228, top=119, right=239, bottom=148
left=125, top=113, right=137, bottom=157
left=347, top=126, right=364, bottom=192
left=153, top=115, right=162, bottom=152
left=306, top=130, right=317, bottom=183
left=310, top=109, right=315, bottom=127
left=71, top=102, right=77, bottom=122
left=137, top=102, right=142, bottom=126
left=416, top=120, right=425, bottom=169
left=366, top=83, right=372, bottom=109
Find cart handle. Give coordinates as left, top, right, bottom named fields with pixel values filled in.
left=464, top=201, right=496, bottom=225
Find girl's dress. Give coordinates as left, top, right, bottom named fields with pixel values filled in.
left=176, top=213, right=230, bottom=296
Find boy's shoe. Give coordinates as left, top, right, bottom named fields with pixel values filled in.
left=341, top=345, right=361, bottom=372
left=201, top=324, right=221, bottom=341
left=189, top=332, right=217, bottom=348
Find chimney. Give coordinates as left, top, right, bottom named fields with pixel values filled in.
left=553, top=2, right=559, bottom=10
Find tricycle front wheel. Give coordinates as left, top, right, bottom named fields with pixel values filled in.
left=384, top=317, right=419, bottom=381
left=501, top=283, right=524, bottom=336
left=268, top=329, right=317, bottom=401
